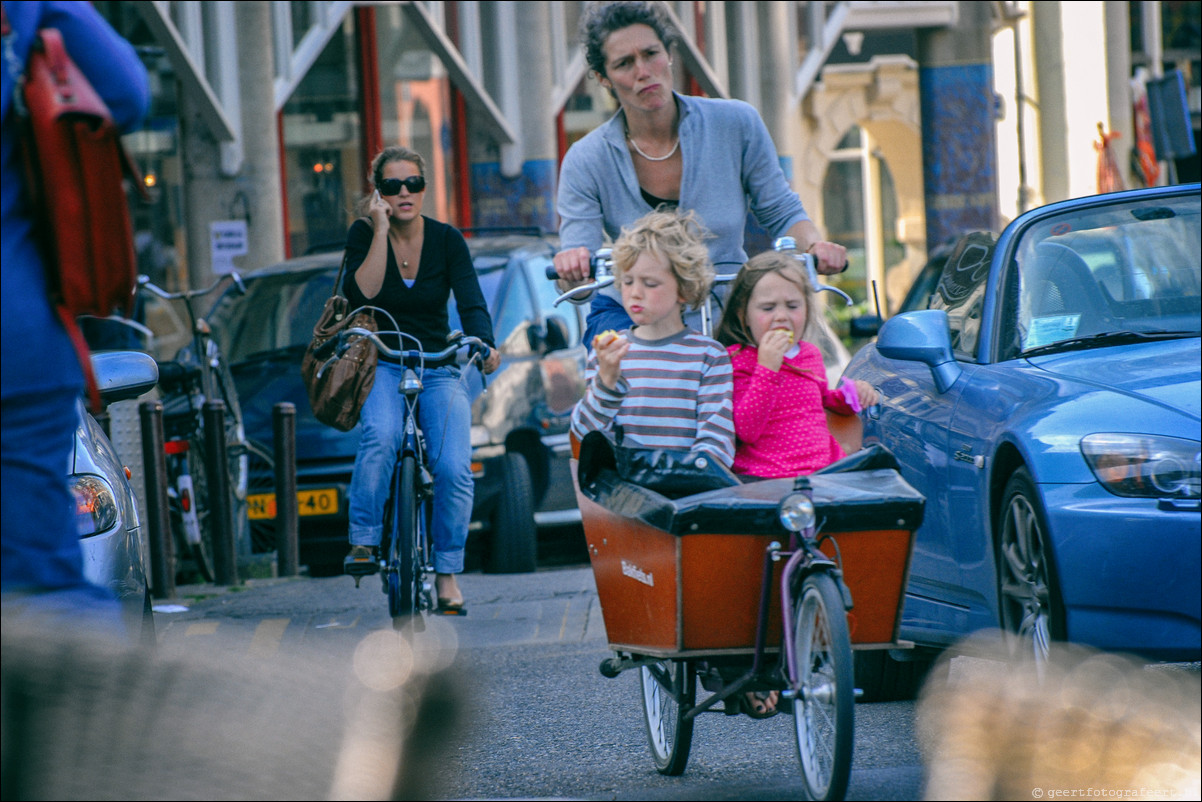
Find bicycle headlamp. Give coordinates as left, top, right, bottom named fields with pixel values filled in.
left=401, top=371, right=423, bottom=395
left=778, top=492, right=816, bottom=533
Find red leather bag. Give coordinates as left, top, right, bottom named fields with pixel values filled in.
left=7, top=15, right=142, bottom=410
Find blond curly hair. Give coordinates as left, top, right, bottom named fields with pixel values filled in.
left=610, top=208, right=714, bottom=309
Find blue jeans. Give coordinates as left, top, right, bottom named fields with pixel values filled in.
left=347, top=362, right=473, bottom=574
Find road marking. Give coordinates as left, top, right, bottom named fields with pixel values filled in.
left=558, top=600, right=570, bottom=640
left=248, top=618, right=290, bottom=658
left=186, top=621, right=219, bottom=636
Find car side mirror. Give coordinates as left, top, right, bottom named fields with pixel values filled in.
left=876, top=309, right=962, bottom=393
left=543, top=315, right=570, bottom=352
left=849, top=314, right=882, bottom=339
left=526, top=316, right=571, bottom=353
left=526, top=324, right=545, bottom=353
left=91, top=351, right=160, bottom=404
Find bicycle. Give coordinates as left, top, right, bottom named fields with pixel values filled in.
left=138, top=273, right=273, bottom=583
left=328, top=323, right=491, bottom=625
left=550, top=237, right=854, bottom=335
left=550, top=242, right=917, bottom=799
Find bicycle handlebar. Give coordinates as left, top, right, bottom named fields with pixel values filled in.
left=316, top=325, right=491, bottom=381
left=341, top=327, right=490, bottom=363
left=547, top=242, right=853, bottom=306
left=543, top=246, right=613, bottom=281
left=771, top=238, right=854, bottom=306
left=137, top=271, right=245, bottom=302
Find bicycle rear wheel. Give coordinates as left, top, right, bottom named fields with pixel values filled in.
left=182, top=440, right=216, bottom=583
left=792, top=572, right=854, bottom=801
left=639, top=659, right=695, bottom=776
left=386, top=454, right=421, bottom=621
left=209, top=356, right=251, bottom=543
left=165, top=448, right=212, bottom=584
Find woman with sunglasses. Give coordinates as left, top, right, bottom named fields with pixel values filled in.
left=342, top=146, right=501, bottom=611
left=552, top=0, right=848, bottom=348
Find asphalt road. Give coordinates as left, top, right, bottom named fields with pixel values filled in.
left=21, top=562, right=1185, bottom=800
left=146, top=565, right=926, bottom=801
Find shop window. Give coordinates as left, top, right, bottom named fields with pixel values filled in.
left=95, top=2, right=187, bottom=294
left=375, top=6, right=457, bottom=223
left=281, top=17, right=363, bottom=257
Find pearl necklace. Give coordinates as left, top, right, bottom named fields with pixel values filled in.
left=627, top=133, right=680, bottom=162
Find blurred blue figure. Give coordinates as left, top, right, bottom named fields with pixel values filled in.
left=1, top=2, right=150, bottom=621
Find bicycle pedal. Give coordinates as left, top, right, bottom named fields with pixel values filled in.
left=434, top=605, right=467, bottom=617
left=344, top=556, right=380, bottom=580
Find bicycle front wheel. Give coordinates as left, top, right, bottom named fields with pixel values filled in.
left=386, top=454, right=421, bottom=620
left=793, top=572, right=854, bottom=801
left=639, top=659, right=695, bottom=776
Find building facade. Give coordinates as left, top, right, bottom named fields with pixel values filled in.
left=97, top=1, right=1199, bottom=336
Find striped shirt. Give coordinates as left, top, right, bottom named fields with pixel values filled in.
left=570, top=328, right=735, bottom=466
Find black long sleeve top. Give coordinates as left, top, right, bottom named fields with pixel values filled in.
left=343, top=216, right=494, bottom=366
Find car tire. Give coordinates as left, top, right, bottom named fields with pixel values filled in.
left=485, top=453, right=537, bottom=574
left=996, top=467, right=1065, bottom=665
left=853, top=649, right=935, bottom=703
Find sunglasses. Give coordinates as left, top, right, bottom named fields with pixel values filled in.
left=376, top=175, right=426, bottom=195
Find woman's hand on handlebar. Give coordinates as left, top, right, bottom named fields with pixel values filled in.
left=479, top=346, right=501, bottom=375
left=552, top=246, right=594, bottom=289
left=809, top=240, right=848, bottom=276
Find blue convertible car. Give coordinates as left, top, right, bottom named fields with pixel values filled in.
left=843, top=183, right=1200, bottom=689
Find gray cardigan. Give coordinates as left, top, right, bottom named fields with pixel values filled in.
left=556, top=92, right=810, bottom=280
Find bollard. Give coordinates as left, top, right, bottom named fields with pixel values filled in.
left=202, top=400, right=238, bottom=586
left=140, top=400, right=174, bottom=599
left=273, top=403, right=299, bottom=577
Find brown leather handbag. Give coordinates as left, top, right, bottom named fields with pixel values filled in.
left=300, top=253, right=378, bottom=431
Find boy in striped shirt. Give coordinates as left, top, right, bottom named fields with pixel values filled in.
left=570, top=209, right=735, bottom=466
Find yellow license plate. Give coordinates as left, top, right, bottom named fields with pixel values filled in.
left=247, top=488, right=339, bottom=519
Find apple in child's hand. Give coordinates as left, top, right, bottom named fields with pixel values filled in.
left=772, top=327, right=795, bottom=344
left=593, top=329, right=621, bottom=348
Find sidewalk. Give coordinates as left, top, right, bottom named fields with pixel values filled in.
left=153, top=564, right=607, bottom=649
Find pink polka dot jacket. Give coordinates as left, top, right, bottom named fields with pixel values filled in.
left=727, top=342, right=857, bottom=478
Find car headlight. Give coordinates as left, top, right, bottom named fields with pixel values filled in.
left=71, top=474, right=119, bottom=537
left=1081, top=434, right=1201, bottom=499
left=779, top=492, right=816, bottom=532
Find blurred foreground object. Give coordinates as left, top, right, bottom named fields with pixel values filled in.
left=918, top=631, right=1200, bottom=801
left=1, top=616, right=460, bottom=800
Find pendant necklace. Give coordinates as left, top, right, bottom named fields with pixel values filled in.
left=627, top=124, right=680, bottom=162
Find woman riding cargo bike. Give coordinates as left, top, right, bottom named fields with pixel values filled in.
left=551, top=0, right=849, bottom=350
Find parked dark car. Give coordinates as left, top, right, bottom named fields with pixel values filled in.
left=848, top=240, right=955, bottom=340
left=203, top=231, right=588, bottom=575
left=841, top=183, right=1201, bottom=698
left=75, top=351, right=160, bottom=644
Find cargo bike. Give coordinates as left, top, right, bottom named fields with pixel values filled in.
left=553, top=243, right=926, bottom=801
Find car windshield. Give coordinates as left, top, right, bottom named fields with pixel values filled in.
left=1012, top=191, right=1201, bottom=355
left=213, top=268, right=338, bottom=364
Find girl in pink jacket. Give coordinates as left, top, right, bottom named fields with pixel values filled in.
left=716, top=251, right=877, bottom=479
